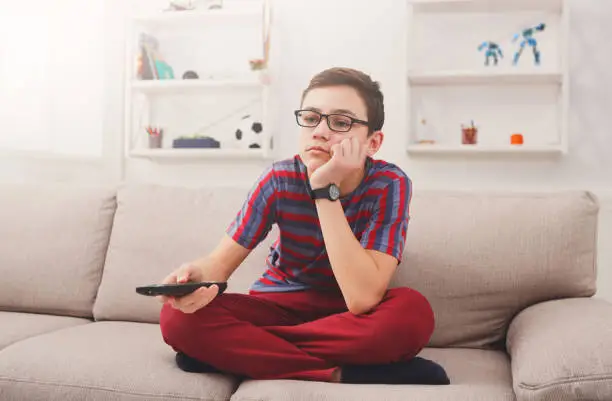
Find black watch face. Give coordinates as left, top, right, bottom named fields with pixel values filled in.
left=329, top=184, right=340, bottom=200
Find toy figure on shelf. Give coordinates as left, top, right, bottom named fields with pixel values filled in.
left=512, top=23, right=546, bottom=66
left=478, top=41, right=503, bottom=66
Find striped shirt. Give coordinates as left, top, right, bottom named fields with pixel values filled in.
left=227, top=154, right=412, bottom=293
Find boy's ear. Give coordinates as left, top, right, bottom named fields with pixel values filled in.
left=366, top=131, right=384, bottom=155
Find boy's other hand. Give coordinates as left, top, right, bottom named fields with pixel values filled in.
left=158, top=263, right=219, bottom=313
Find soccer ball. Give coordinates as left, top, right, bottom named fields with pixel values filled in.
left=234, top=114, right=264, bottom=149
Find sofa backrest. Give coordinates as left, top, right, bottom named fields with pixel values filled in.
left=0, top=181, right=598, bottom=351
left=93, top=184, right=275, bottom=323
left=391, top=190, right=598, bottom=349
left=0, top=182, right=116, bottom=317
left=93, top=184, right=599, bottom=352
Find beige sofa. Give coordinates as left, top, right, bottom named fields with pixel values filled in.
left=0, top=182, right=611, bottom=401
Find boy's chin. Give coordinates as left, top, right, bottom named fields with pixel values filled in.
left=302, top=157, right=327, bottom=175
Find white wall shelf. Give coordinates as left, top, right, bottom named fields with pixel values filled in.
left=408, top=69, right=562, bottom=85
left=130, top=148, right=267, bottom=160
left=406, top=144, right=564, bottom=155
left=406, top=0, right=569, bottom=158
left=410, top=0, right=563, bottom=13
left=133, top=8, right=262, bottom=26
left=131, top=77, right=264, bottom=94
left=124, top=0, right=273, bottom=162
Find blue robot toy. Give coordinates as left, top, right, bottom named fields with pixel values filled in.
left=478, top=41, right=503, bottom=66
left=512, top=23, right=546, bottom=65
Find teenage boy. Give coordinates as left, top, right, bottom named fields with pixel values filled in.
left=159, top=67, right=449, bottom=385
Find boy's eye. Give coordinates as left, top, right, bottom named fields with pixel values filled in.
left=331, top=117, right=351, bottom=129
left=299, top=111, right=321, bottom=125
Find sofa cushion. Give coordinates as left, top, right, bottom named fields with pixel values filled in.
left=0, top=311, right=90, bottom=350
left=391, top=190, right=598, bottom=349
left=93, top=184, right=275, bottom=323
left=0, top=182, right=116, bottom=317
left=507, top=297, right=612, bottom=401
left=0, top=321, right=240, bottom=401
left=230, top=347, right=515, bottom=401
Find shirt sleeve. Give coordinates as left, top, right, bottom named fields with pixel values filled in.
left=226, top=165, right=278, bottom=250
left=360, top=173, right=412, bottom=262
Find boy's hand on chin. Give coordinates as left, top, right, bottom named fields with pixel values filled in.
left=307, top=137, right=367, bottom=189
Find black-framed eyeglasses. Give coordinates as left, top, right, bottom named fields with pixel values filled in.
left=294, top=109, right=370, bottom=133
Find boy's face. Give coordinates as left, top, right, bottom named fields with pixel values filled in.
left=298, top=85, right=383, bottom=173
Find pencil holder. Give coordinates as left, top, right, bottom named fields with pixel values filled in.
left=148, top=132, right=163, bottom=148
left=462, top=126, right=478, bottom=145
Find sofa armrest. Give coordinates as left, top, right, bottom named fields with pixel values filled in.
left=507, top=297, right=612, bottom=401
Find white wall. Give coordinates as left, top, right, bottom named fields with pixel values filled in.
left=0, top=0, right=118, bottom=185
left=0, top=0, right=105, bottom=157
left=2, top=0, right=611, bottom=300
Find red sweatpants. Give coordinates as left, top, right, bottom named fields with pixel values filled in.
left=159, top=287, right=434, bottom=382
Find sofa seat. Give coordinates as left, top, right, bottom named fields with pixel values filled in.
left=0, top=311, right=91, bottom=351
left=230, top=348, right=515, bottom=401
left=0, top=321, right=240, bottom=401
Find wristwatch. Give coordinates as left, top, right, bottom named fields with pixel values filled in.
left=310, top=183, right=341, bottom=201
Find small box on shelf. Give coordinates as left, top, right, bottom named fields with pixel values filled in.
left=172, top=136, right=220, bottom=148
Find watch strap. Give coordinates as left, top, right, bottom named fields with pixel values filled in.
left=311, top=186, right=330, bottom=200
left=310, top=183, right=340, bottom=201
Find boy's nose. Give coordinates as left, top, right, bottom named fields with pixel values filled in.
left=312, top=117, right=332, bottom=138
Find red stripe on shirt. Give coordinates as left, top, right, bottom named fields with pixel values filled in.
left=258, top=276, right=278, bottom=286
left=280, top=243, right=308, bottom=260
left=279, top=211, right=319, bottom=226
left=275, top=170, right=303, bottom=180
left=283, top=230, right=323, bottom=248
left=280, top=191, right=312, bottom=202
left=277, top=255, right=304, bottom=270
left=369, top=170, right=405, bottom=182
left=343, top=188, right=386, bottom=207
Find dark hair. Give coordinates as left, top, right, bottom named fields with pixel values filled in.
left=301, top=67, right=385, bottom=135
